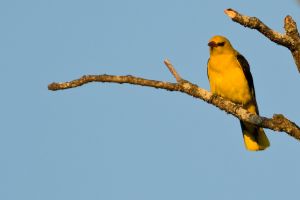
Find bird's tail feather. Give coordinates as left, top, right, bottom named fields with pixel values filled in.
left=240, top=121, right=270, bottom=151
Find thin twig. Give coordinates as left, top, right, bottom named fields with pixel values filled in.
left=164, top=59, right=182, bottom=82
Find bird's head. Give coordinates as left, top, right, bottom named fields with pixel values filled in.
left=208, top=35, right=234, bottom=55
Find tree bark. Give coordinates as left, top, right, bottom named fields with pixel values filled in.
left=225, top=8, right=300, bottom=72
left=48, top=59, right=300, bottom=141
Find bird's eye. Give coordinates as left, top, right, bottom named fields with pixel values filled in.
left=217, top=42, right=225, bottom=46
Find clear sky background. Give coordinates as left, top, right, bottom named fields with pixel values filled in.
left=1, top=1, right=300, bottom=200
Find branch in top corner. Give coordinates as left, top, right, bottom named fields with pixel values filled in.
left=225, top=8, right=300, bottom=72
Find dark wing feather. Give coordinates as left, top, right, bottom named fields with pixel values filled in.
left=236, top=54, right=259, bottom=113
left=207, top=58, right=210, bottom=81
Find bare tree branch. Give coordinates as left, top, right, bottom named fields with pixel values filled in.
left=225, top=8, right=300, bottom=72
left=48, top=9, right=300, bottom=145
left=48, top=61, right=300, bottom=141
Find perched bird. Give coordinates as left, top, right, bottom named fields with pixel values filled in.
left=207, top=35, right=270, bottom=151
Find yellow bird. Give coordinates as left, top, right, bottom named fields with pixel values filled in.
left=207, top=35, right=270, bottom=151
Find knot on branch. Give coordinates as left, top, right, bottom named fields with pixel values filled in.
left=273, top=114, right=285, bottom=123
left=249, top=114, right=263, bottom=124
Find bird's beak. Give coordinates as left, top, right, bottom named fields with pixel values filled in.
left=208, top=41, right=218, bottom=47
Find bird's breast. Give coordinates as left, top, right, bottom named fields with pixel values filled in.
left=208, top=54, right=252, bottom=104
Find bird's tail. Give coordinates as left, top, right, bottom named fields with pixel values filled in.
left=240, top=121, right=270, bottom=151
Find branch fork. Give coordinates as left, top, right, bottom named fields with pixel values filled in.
left=225, top=8, right=300, bottom=72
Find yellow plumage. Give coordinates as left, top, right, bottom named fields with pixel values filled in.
left=207, top=35, right=270, bottom=151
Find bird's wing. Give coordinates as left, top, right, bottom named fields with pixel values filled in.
left=236, top=53, right=259, bottom=113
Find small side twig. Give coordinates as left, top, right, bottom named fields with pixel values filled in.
left=164, top=59, right=182, bottom=82
left=225, top=8, right=300, bottom=72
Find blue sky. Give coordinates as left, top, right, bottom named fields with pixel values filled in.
left=1, top=1, right=300, bottom=200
